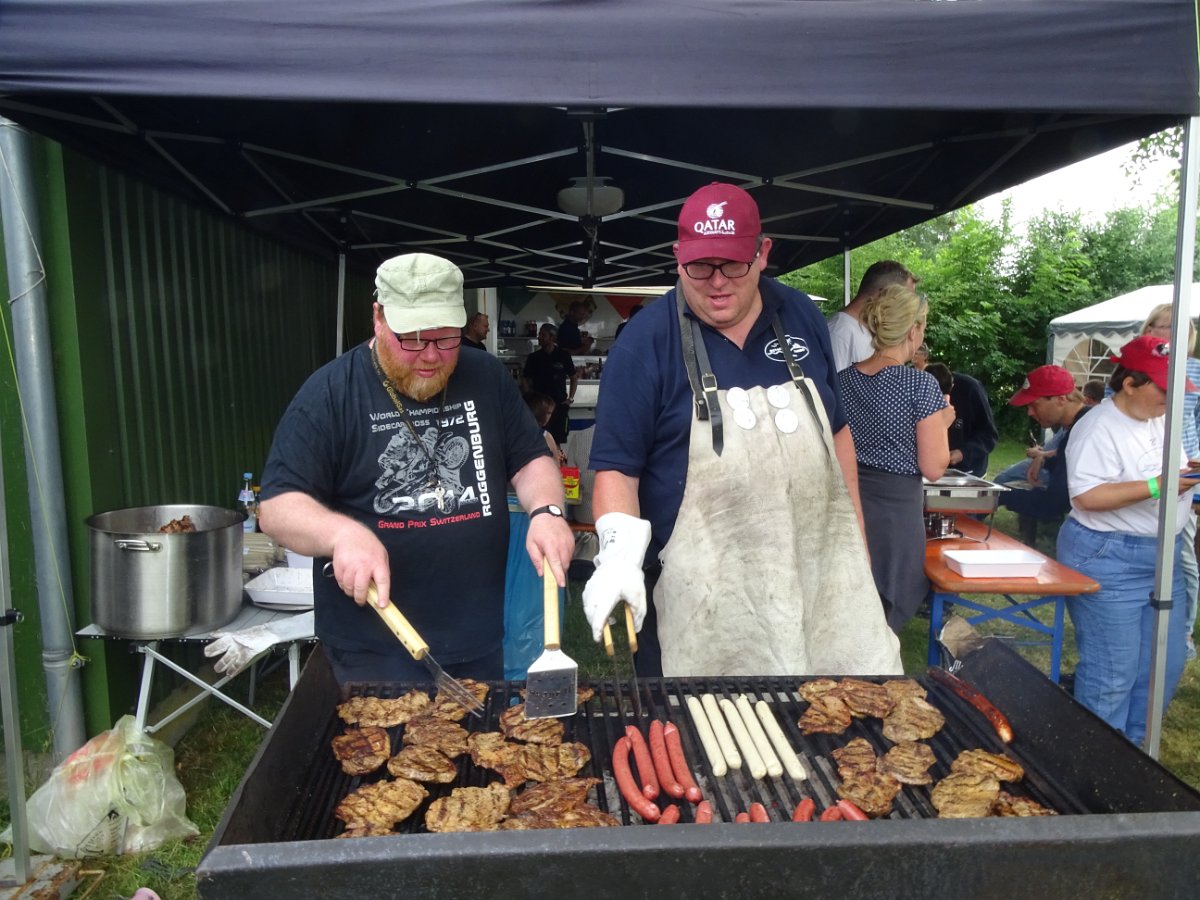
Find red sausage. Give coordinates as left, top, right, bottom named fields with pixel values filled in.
left=649, top=721, right=685, bottom=799
left=657, top=804, right=681, bottom=825
left=663, top=722, right=703, bottom=804
left=818, top=806, right=843, bottom=821
left=694, top=800, right=714, bottom=824
left=836, top=799, right=869, bottom=821
left=748, top=802, right=770, bottom=823
left=927, top=667, right=1015, bottom=744
left=734, top=812, right=751, bottom=823
left=626, top=726, right=660, bottom=801
left=613, top=736, right=661, bottom=822
left=792, top=798, right=816, bottom=822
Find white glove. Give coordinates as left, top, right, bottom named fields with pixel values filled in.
left=203, top=611, right=314, bottom=676
left=581, top=512, right=652, bottom=642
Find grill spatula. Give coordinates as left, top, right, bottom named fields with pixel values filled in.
left=524, top=558, right=578, bottom=719
left=366, top=582, right=483, bottom=718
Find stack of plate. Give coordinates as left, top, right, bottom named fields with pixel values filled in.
left=244, top=567, right=315, bottom=610
left=244, top=533, right=285, bottom=575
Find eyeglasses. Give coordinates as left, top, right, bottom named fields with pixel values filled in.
left=682, top=255, right=759, bottom=281
left=394, top=334, right=462, bottom=352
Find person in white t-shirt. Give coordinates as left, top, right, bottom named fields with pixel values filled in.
left=826, top=260, right=918, bottom=372
left=1058, top=334, right=1200, bottom=745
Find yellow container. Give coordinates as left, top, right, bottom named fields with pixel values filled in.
left=561, top=466, right=581, bottom=502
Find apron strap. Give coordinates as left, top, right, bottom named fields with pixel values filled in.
left=770, top=314, right=831, bottom=461
left=676, top=285, right=723, bottom=456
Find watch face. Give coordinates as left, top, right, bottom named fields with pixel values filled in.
left=548, top=505, right=563, bottom=516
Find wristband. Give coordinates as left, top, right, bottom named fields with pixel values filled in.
left=1148, top=477, right=1161, bottom=499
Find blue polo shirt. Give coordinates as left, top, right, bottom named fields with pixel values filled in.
left=589, top=278, right=846, bottom=560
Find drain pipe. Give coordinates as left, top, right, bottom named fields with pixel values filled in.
left=0, top=117, right=86, bottom=760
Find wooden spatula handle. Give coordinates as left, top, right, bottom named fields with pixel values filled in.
left=543, top=558, right=561, bottom=650
left=366, top=583, right=429, bottom=660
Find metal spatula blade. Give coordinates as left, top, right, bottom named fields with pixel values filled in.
left=366, top=584, right=483, bottom=718
left=524, top=559, right=578, bottom=719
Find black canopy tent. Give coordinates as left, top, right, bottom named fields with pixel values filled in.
left=0, top=0, right=1195, bottom=287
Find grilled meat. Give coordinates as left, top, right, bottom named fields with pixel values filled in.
left=402, top=717, right=469, bottom=759
left=836, top=770, right=902, bottom=818
left=881, top=696, right=945, bottom=743
left=832, top=679, right=895, bottom=719
left=797, top=693, right=853, bottom=735
left=508, top=777, right=598, bottom=815
left=950, top=749, right=1025, bottom=783
left=336, top=823, right=394, bottom=839
left=930, top=771, right=1001, bottom=819
left=798, top=678, right=841, bottom=703
left=386, top=745, right=458, bottom=784
left=993, top=791, right=1057, bottom=817
left=883, top=677, right=927, bottom=703
left=331, top=725, right=391, bottom=776
left=499, top=703, right=565, bottom=745
left=334, top=778, right=428, bottom=830
left=337, top=690, right=432, bottom=728
left=878, top=741, right=936, bottom=786
left=831, top=737, right=878, bottom=779
left=158, top=515, right=196, bottom=533
left=429, top=678, right=491, bottom=722
left=502, top=803, right=619, bottom=830
left=425, top=783, right=512, bottom=833
left=468, top=731, right=520, bottom=769
left=495, top=742, right=592, bottom=786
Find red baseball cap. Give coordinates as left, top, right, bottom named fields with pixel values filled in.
left=1110, top=334, right=1198, bottom=391
left=675, top=183, right=762, bottom=265
left=1009, top=365, right=1077, bottom=406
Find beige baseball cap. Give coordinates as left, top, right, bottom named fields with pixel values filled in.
left=375, top=253, right=466, bottom=333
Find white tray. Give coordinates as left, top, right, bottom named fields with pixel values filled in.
left=245, top=567, right=315, bottom=610
left=943, top=549, right=1044, bottom=578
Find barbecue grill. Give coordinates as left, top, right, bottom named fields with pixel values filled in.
left=198, top=641, right=1200, bottom=899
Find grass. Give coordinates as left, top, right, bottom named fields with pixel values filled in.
left=3, top=437, right=1197, bottom=898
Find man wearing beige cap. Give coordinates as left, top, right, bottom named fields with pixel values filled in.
left=259, top=253, right=574, bottom=684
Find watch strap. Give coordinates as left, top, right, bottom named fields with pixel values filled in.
left=529, top=504, right=564, bottom=520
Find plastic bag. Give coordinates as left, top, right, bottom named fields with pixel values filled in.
left=23, top=715, right=199, bottom=858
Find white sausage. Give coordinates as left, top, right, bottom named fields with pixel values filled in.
left=685, top=695, right=728, bottom=777
left=755, top=700, right=807, bottom=781
left=719, top=697, right=766, bottom=780
left=735, top=694, right=783, bottom=778
left=701, top=693, right=742, bottom=770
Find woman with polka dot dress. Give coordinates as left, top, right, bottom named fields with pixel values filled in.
left=837, top=286, right=955, bottom=631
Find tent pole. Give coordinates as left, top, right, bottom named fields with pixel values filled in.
left=335, top=251, right=346, bottom=358
left=1146, top=115, right=1199, bottom=758
left=0, top=117, right=86, bottom=760
left=842, top=248, right=851, bottom=306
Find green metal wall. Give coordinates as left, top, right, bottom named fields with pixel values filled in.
left=3, top=134, right=373, bottom=740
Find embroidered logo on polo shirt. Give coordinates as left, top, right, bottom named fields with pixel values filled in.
left=694, top=201, right=736, bottom=236
left=764, top=335, right=810, bottom=364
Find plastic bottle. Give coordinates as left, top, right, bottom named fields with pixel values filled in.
left=239, top=472, right=257, bottom=532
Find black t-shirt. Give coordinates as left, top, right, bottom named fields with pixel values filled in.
left=260, top=344, right=548, bottom=660
left=523, top=347, right=575, bottom=401
left=558, top=318, right=586, bottom=354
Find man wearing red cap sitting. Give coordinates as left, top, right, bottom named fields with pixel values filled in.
left=998, top=365, right=1092, bottom=524
left=581, top=183, right=902, bottom=678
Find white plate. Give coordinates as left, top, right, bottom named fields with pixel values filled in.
left=245, top=567, right=315, bottom=609
left=943, top=549, right=1044, bottom=578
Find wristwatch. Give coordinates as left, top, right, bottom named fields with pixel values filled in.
left=529, top=504, right=565, bottom=520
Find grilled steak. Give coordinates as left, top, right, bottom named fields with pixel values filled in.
left=335, top=778, right=428, bottom=830
left=930, top=771, right=1001, bottom=819
left=833, top=679, right=895, bottom=719
left=331, top=725, right=391, bottom=776
left=950, top=749, right=1025, bottom=783
left=881, top=696, right=945, bottom=743
left=337, top=690, right=431, bottom=728
left=494, top=742, right=592, bottom=786
left=501, top=803, right=620, bottom=829
left=425, top=783, right=512, bottom=832
left=336, top=823, right=395, bottom=839
left=468, top=731, right=521, bottom=769
left=509, top=777, right=598, bottom=815
left=798, top=678, right=841, bottom=703
left=429, top=678, right=491, bottom=722
left=499, top=703, right=565, bottom=745
left=402, top=717, right=469, bottom=758
left=797, top=693, right=853, bottom=735
left=831, top=737, right=878, bottom=779
left=386, top=744, right=458, bottom=784
left=993, top=791, right=1057, bottom=817
left=836, top=770, right=902, bottom=818
left=883, top=677, right=927, bottom=703
left=879, top=741, right=936, bottom=786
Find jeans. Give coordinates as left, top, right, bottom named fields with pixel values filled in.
left=1181, top=513, right=1198, bottom=649
left=1058, top=517, right=1188, bottom=745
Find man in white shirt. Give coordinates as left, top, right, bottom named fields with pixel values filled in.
left=826, top=260, right=919, bottom=372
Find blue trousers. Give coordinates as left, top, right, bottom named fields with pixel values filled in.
left=1057, top=517, right=1188, bottom=745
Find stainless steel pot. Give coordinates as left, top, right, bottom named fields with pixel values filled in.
left=86, top=504, right=246, bottom=638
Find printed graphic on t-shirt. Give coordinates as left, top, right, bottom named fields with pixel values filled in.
left=764, top=334, right=811, bottom=364
left=371, top=399, right=495, bottom=519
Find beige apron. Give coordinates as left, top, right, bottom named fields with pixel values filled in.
left=655, top=298, right=902, bottom=677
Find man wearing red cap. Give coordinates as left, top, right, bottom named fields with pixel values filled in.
left=997, top=365, right=1091, bottom=523
left=582, top=183, right=902, bottom=678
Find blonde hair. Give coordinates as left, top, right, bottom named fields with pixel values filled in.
left=861, top=285, right=928, bottom=350
left=1141, top=302, right=1196, bottom=354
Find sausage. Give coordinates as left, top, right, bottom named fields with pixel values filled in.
left=735, top=694, right=783, bottom=778
left=792, top=798, right=816, bottom=822
left=755, top=700, right=807, bottom=781
left=701, top=693, right=742, bottom=770
left=734, top=812, right=751, bottom=823
left=927, top=667, right=1014, bottom=743
left=648, top=721, right=685, bottom=799
left=748, top=802, right=770, bottom=823
left=625, top=725, right=660, bottom=800
left=613, top=736, right=661, bottom=822
left=685, top=696, right=728, bottom=777
left=663, top=722, right=703, bottom=803
left=657, top=804, right=681, bottom=825
left=818, top=806, right=843, bottom=822
left=694, top=800, right=714, bottom=824
left=719, top=697, right=766, bottom=779
left=836, top=799, right=869, bottom=821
